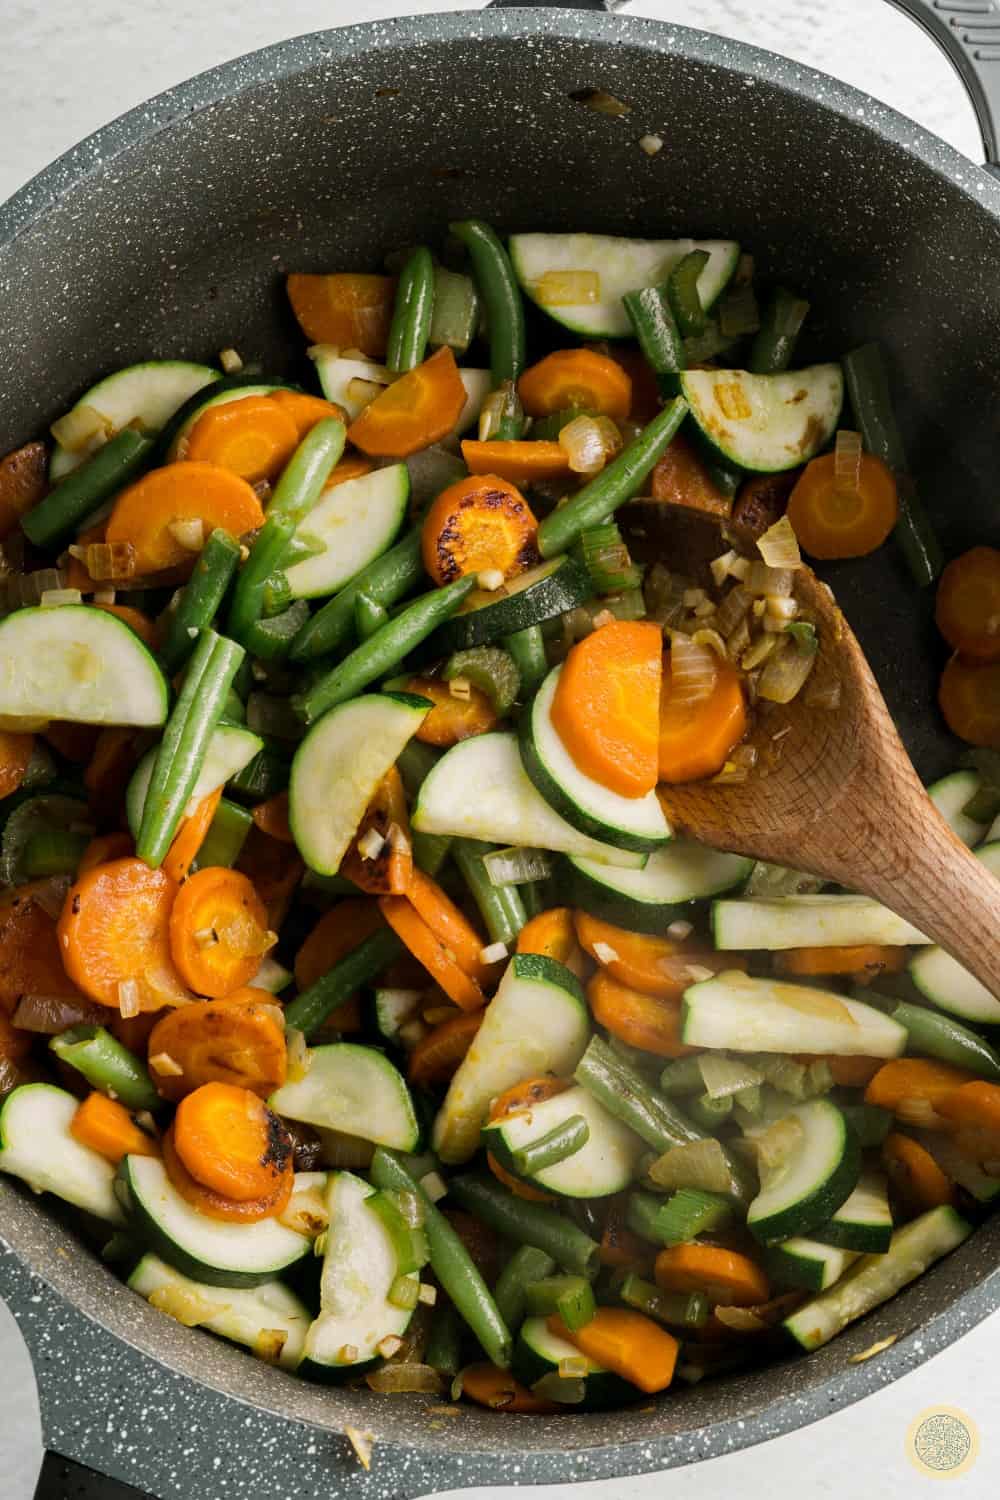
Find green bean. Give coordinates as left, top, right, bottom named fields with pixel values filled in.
left=537, top=397, right=689, bottom=558
left=21, top=829, right=89, bottom=878
left=687, top=1092, right=733, bottom=1131
left=429, top=267, right=480, bottom=357
left=484, top=380, right=525, bottom=443
left=893, top=999, right=1000, bottom=1081
left=494, top=1245, right=557, bottom=1331
left=283, top=927, right=403, bottom=1038
left=424, top=1301, right=464, bottom=1376
left=221, top=687, right=246, bottom=724
left=449, top=1174, right=600, bottom=1279
left=519, top=879, right=545, bottom=920
left=354, top=591, right=388, bottom=641
left=49, top=1025, right=160, bottom=1112
left=510, top=1115, right=589, bottom=1179
left=371, top=1150, right=512, bottom=1369
left=575, top=1035, right=702, bottom=1153
left=504, top=626, right=548, bottom=702
left=294, top=575, right=477, bottom=725
left=261, top=572, right=293, bottom=620
left=267, top=417, right=346, bottom=526
left=387, top=246, right=436, bottom=373
left=227, top=514, right=297, bottom=646
left=750, top=287, right=810, bottom=374
left=449, top=220, right=526, bottom=386
left=523, top=1274, right=595, bottom=1332
left=194, top=797, right=253, bottom=869
left=136, top=631, right=243, bottom=866
left=22, top=430, right=153, bottom=548
left=412, top=831, right=453, bottom=877
left=288, top=529, right=425, bottom=661
left=242, top=601, right=311, bottom=663
left=452, top=838, right=526, bottom=945
left=397, top=740, right=440, bottom=798
left=658, top=1056, right=707, bottom=1096
left=667, top=250, right=710, bottom=337
left=158, top=528, right=241, bottom=673
left=622, top=284, right=684, bottom=379
left=618, top=1272, right=708, bottom=1330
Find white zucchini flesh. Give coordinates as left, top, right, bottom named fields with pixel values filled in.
left=746, top=1099, right=858, bottom=1243
left=449, top=369, right=493, bottom=445
left=248, top=956, right=294, bottom=994
left=712, top=894, right=930, bottom=951
left=909, top=842, right=1000, bottom=1022
left=284, top=464, right=409, bottom=600
left=309, top=346, right=391, bottom=421
left=509, top=233, right=739, bottom=338
left=814, top=1170, right=893, bottom=1253
left=927, top=771, right=986, bottom=849
left=484, top=1083, right=643, bottom=1197
left=50, top=360, right=221, bottom=478
left=680, top=365, right=844, bottom=473
left=412, top=732, right=649, bottom=869
left=269, top=1044, right=420, bottom=1151
left=0, top=606, right=167, bottom=727
left=0, top=1084, right=125, bottom=1225
left=126, top=724, right=263, bottom=839
left=682, top=972, right=908, bottom=1057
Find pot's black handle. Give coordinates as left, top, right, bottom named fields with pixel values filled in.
left=886, top=0, right=1000, bottom=169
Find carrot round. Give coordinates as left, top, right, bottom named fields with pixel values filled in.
left=267, top=389, right=347, bottom=439
left=574, top=911, right=701, bottom=999
left=58, top=858, right=189, bottom=1011
left=348, top=346, right=466, bottom=458
left=250, top=792, right=294, bottom=845
left=78, top=832, right=134, bottom=875
left=487, top=1076, right=571, bottom=1203
left=882, top=1131, right=955, bottom=1216
left=938, top=654, right=1000, bottom=748
left=162, top=1122, right=291, bottom=1223
left=551, top=620, right=662, bottom=798
left=0, top=440, right=47, bottom=539
left=421, top=473, right=539, bottom=587
left=654, top=1244, right=770, bottom=1307
left=547, top=1308, right=679, bottom=1394
left=70, top=1092, right=159, bottom=1165
left=519, top=348, right=632, bottom=421
left=405, top=675, right=498, bottom=747
left=169, top=866, right=270, bottom=998
left=147, top=992, right=287, bottom=1102
left=323, top=453, right=375, bottom=490
left=658, top=651, right=747, bottom=785
left=0, top=731, right=34, bottom=800
left=460, top=1363, right=558, bottom=1413
left=105, top=462, right=265, bottom=575
left=935, top=547, right=1000, bottom=661
left=787, top=451, right=898, bottom=560
left=174, top=1081, right=293, bottom=1203
left=650, top=431, right=733, bottom=520
left=587, top=970, right=695, bottom=1058
left=408, top=1010, right=483, bottom=1088
left=864, top=1057, right=976, bottom=1120
left=185, top=395, right=300, bottom=484
left=379, top=896, right=486, bottom=1012
left=163, top=787, right=224, bottom=886
left=406, top=868, right=492, bottom=982
left=286, top=272, right=395, bottom=357
left=516, top=907, right=591, bottom=980
left=236, top=825, right=303, bottom=931
left=775, top=944, right=908, bottom=979
left=460, top=440, right=571, bottom=486
left=294, top=898, right=384, bottom=991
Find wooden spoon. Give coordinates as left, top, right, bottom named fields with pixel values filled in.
left=656, top=567, right=1000, bottom=994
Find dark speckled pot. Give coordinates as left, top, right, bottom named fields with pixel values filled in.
left=3, top=8, right=1000, bottom=1498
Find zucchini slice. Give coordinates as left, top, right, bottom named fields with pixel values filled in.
left=765, top=1237, right=860, bottom=1294
left=513, top=1317, right=635, bottom=1409
left=509, top=233, right=739, bottom=338
left=248, top=957, right=294, bottom=995
left=49, top=360, right=220, bottom=479
left=681, top=973, right=908, bottom=1057
left=813, top=1170, right=893, bottom=1254
left=450, top=368, right=493, bottom=443
left=927, top=770, right=986, bottom=849
left=433, top=953, right=590, bottom=1164
left=284, top=464, right=409, bottom=600
left=680, top=365, right=843, bottom=473
left=0, top=1083, right=125, bottom=1225
left=712, top=894, right=929, bottom=951
left=126, top=724, right=263, bottom=839
left=910, top=842, right=1000, bottom=1023
left=564, top=841, right=751, bottom=934
left=747, top=1099, right=860, bottom=1244
left=412, top=732, right=648, bottom=869
left=483, top=1083, right=643, bottom=1198
left=289, top=692, right=430, bottom=875
left=269, top=1043, right=420, bottom=1152
left=0, top=606, right=167, bottom=727
left=310, top=347, right=391, bottom=421
left=432, top=556, right=592, bottom=652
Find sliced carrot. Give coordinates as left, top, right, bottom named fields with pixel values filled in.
left=935, top=547, right=1000, bottom=661
left=83, top=727, right=139, bottom=816
left=865, top=1058, right=976, bottom=1124
left=169, top=866, right=270, bottom=998
left=405, top=675, right=498, bottom=747
left=460, top=1363, right=558, bottom=1413
left=0, top=440, right=47, bottom=538
left=348, top=346, right=466, bottom=459
left=519, top=348, right=632, bottom=421
left=267, top=389, right=347, bottom=439
left=250, top=792, right=294, bottom=844
left=775, top=944, right=908, bottom=979
left=406, top=867, right=492, bottom=982
left=421, top=472, right=539, bottom=587
left=936, top=1080, right=1000, bottom=1135
left=147, top=991, right=287, bottom=1102
left=460, top=440, right=572, bottom=487
left=882, top=1131, right=956, bottom=1216
left=323, top=453, right=374, bottom=490
left=379, top=896, right=486, bottom=1012
left=787, top=451, right=898, bottom=560
left=516, top=907, right=591, bottom=980
left=294, top=898, right=384, bottom=992
left=339, top=767, right=413, bottom=896
left=58, top=858, right=190, bottom=1011
left=408, top=1011, right=483, bottom=1088
left=795, top=1054, right=884, bottom=1088
left=286, top=272, right=396, bottom=357
left=654, top=1244, right=770, bottom=1307
left=551, top=620, right=662, bottom=798
left=162, top=788, right=225, bottom=888
left=162, top=1122, right=291, bottom=1223
left=658, top=651, right=747, bottom=784
left=174, top=1080, right=293, bottom=1202
left=0, top=1010, right=32, bottom=1067
left=547, top=1308, right=679, bottom=1394
left=592, top=343, right=661, bottom=423
left=486, top=1077, right=571, bottom=1204
left=650, top=431, right=733, bottom=520
left=574, top=911, right=704, bottom=999
left=78, top=832, right=133, bottom=876
left=587, top=970, right=696, bottom=1058
left=70, top=1092, right=159, bottom=1165
left=236, top=825, right=303, bottom=930
left=105, top=462, right=265, bottom=575
left=185, top=395, right=300, bottom=485
left=0, top=731, right=34, bottom=800
left=43, top=721, right=101, bottom=764
left=938, top=654, right=1000, bottom=749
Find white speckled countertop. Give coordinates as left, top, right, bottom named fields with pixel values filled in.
left=0, top=3, right=996, bottom=1496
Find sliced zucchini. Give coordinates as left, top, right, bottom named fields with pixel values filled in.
left=309, top=346, right=392, bottom=421
left=284, top=464, right=409, bottom=600
left=269, top=1044, right=420, bottom=1151
left=0, top=606, right=167, bottom=727
left=432, top=556, right=592, bottom=651
left=928, top=770, right=986, bottom=849
left=433, top=953, right=590, bottom=1164
left=910, top=842, right=1000, bottom=1023
left=248, top=957, right=294, bottom=995
left=446, top=368, right=493, bottom=447
left=747, top=1099, right=860, bottom=1244
left=413, top=732, right=648, bottom=869
left=712, top=894, right=929, bottom=951
left=509, top=233, right=739, bottom=338
left=116, top=1155, right=311, bottom=1287
left=783, top=1205, right=972, bottom=1351
left=765, top=1237, right=859, bottom=1294
left=565, top=841, right=751, bottom=934
left=49, top=360, right=220, bottom=479
left=483, top=1083, right=643, bottom=1198
left=0, top=792, right=89, bottom=887
left=682, top=973, right=907, bottom=1058
left=126, top=724, right=263, bottom=839
left=813, top=1170, right=892, bottom=1254
left=298, top=1171, right=417, bottom=1379
left=128, top=1253, right=311, bottom=1370
left=0, top=1084, right=125, bottom=1225
left=513, top=1317, right=635, bottom=1409
left=680, top=365, right=843, bottom=473
left=374, top=988, right=422, bottom=1046
left=289, top=692, right=430, bottom=875
left=518, top=665, right=670, bottom=853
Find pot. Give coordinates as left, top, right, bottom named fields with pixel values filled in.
left=3, top=3, right=1000, bottom=1496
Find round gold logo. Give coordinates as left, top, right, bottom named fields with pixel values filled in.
left=907, top=1407, right=979, bottom=1479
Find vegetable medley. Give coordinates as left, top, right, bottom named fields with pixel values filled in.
left=1, top=223, right=997, bottom=1418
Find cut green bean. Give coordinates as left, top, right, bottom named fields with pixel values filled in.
left=21, top=829, right=89, bottom=878
left=283, top=926, right=403, bottom=1038
left=288, top=529, right=425, bottom=661
left=221, top=687, right=246, bottom=724
left=449, top=219, right=526, bottom=386
left=623, top=283, right=685, bottom=379
left=412, top=831, right=453, bottom=877
left=429, top=267, right=481, bottom=356
left=659, top=1056, right=708, bottom=1097
left=22, top=430, right=153, bottom=548
left=294, top=574, right=477, bottom=725
left=523, top=1274, right=596, bottom=1332
left=575, top=1035, right=702, bottom=1153
left=159, top=528, right=241, bottom=673
left=424, top=1301, right=464, bottom=1376
left=397, top=739, right=440, bottom=798
left=371, top=1150, right=512, bottom=1369
left=387, top=246, right=436, bottom=373
left=519, top=879, right=545, bottom=920
left=449, top=1174, right=600, bottom=1279
left=667, top=250, right=710, bottom=337
left=261, top=572, right=293, bottom=619
left=482, top=380, right=525, bottom=443
left=242, top=601, right=311, bottom=663
left=688, top=1092, right=733, bottom=1131
left=194, top=797, right=253, bottom=869
left=627, top=1191, right=671, bottom=1246
left=49, top=1025, right=160, bottom=1112
left=750, top=287, right=810, bottom=375
left=511, top=1115, right=589, bottom=1179
left=504, top=626, right=548, bottom=702
left=537, top=398, right=689, bottom=558
left=618, top=1272, right=708, bottom=1329
left=267, top=417, right=346, bottom=526
left=452, top=838, right=527, bottom=945
left=494, top=1245, right=557, bottom=1331
left=227, top=514, right=297, bottom=646
left=893, top=999, right=1000, bottom=1081
left=355, top=592, right=389, bottom=641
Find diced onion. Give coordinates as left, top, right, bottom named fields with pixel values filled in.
left=570, top=87, right=631, bottom=117
left=745, top=562, right=794, bottom=598
left=252, top=1328, right=288, bottom=1364
left=149, top=1051, right=183, bottom=1077
left=417, top=1284, right=438, bottom=1306
left=848, top=1335, right=899, bottom=1364
left=834, top=429, right=863, bottom=494
left=358, top=827, right=385, bottom=861
left=483, top=846, right=553, bottom=886
left=285, top=1026, right=311, bottom=1083
left=765, top=595, right=798, bottom=622
left=750, top=1115, right=805, bottom=1173
left=663, top=633, right=717, bottom=717
left=117, top=979, right=141, bottom=1019
left=12, top=993, right=106, bottom=1033
left=448, top=675, right=472, bottom=700
left=398, top=1019, right=428, bottom=1049
left=667, top=920, right=693, bottom=941
left=480, top=941, right=508, bottom=965
left=92, top=589, right=116, bottom=605
left=476, top=569, right=504, bottom=592
left=639, top=133, right=663, bottom=155
left=559, top=414, right=621, bottom=475
left=365, top=1362, right=444, bottom=1395
left=741, top=633, right=781, bottom=671
left=757, top=515, right=801, bottom=570
left=757, top=637, right=817, bottom=704
left=593, top=941, right=620, bottom=966
left=378, top=1335, right=404, bottom=1360
left=6, top=568, right=68, bottom=608
left=344, top=1426, right=374, bottom=1470
left=713, top=583, right=752, bottom=637
left=278, top=1184, right=328, bottom=1238
left=713, top=1305, right=769, bottom=1334
left=530, top=270, right=601, bottom=307
left=51, top=404, right=112, bottom=454
left=219, top=347, right=244, bottom=374
left=346, top=377, right=386, bottom=409
left=167, top=518, right=205, bottom=552
left=419, top=1170, right=447, bottom=1203
left=698, top=1053, right=764, bottom=1100
left=648, top=1138, right=737, bottom=1194
left=40, top=588, right=83, bottom=608
left=691, top=627, right=728, bottom=659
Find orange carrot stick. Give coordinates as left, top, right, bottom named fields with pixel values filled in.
left=460, top=440, right=572, bottom=486
left=421, top=472, right=539, bottom=587
left=573, top=911, right=705, bottom=998
left=162, top=788, right=224, bottom=886
left=405, top=867, right=492, bottom=981
left=185, top=395, right=300, bottom=484
left=168, top=866, right=270, bottom=998
left=587, top=970, right=696, bottom=1058
left=516, top=907, right=591, bottom=980
left=70, top=1092, right=159, bottom=1164
left=348, top=346, right=466, bottom=458
left=379, top=896, right=486, bottom=1012
left=339, top=767, right=413, bottom=896
left=787, top=451, right=898, bottom=560
left=775, top=944, right=908, bottom=979
left=105, top=462, right=265, bottom=575
left=408, top=1011, right=483, bottom=1088
left=654, top=1244, right=770, bottom=1307
left=882, top=1131, right=956, bottom=1216
left=518, top=348, right=632, bottom=420
left=551, top=620, right=662, bottom=798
